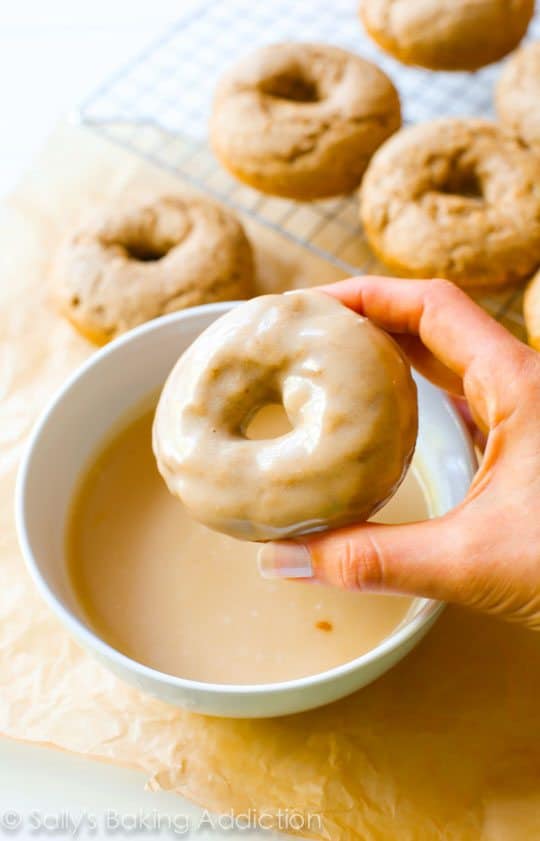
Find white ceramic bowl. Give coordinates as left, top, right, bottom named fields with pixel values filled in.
left=16, top=302, right=476, bottom=718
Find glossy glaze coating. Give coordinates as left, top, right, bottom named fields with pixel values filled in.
left=153, top=292, right=418, bottom=541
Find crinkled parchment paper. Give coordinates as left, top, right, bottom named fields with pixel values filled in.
left=1, top=123, right=540, bottom=841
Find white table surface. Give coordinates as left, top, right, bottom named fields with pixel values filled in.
left=0, top=0, right=192, bottom=197
left=0, top=739, right=239, bottom=840
left=0, top=3, right=279, bottom=837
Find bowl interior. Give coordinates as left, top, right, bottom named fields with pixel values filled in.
left=18, top=302, right=476, bottom=684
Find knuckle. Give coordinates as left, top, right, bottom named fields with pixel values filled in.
left=472, top=341, right=540, bottom=422
left=430, top=278, right=462, bottom=305
left=329, top=537, right=359, bottom=590
left=332, top=532, right=385, bottom=591
left=511, top=344, right=540, bottom=385
left=358, top=533, right=386, bottom=589
left=432, top=277, right=455, bottom=292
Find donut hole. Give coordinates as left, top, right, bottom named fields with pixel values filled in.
left=260, top=71, right=321, bottom=103
left=102, top=198, right=193, bottom=263
left=244, top=403, right=292, bottom=440
left=120, top=236, right=173, bottom=263
left=438, top=168, right=484, bottom=201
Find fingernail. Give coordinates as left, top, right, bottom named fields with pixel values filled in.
left=257, top=541, right=313, bottom=579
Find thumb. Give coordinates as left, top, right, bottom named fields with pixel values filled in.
left=258, top=516, right=468, bottom=604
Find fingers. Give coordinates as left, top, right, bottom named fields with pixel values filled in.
left=319, top=276, right=524, bottom=427
left=259, top=516, right=470, bottom=605
left=450, top=396, right=488, bottom=452
left=393, top=334, right=464, bottom=396
left=319, top=276, right=516, bottom=377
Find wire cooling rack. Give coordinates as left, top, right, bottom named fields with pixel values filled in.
left=80, top=0, right=540, bottom=340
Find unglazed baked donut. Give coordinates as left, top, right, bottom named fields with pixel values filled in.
left=153, top=291, right=418, bottom=541
left=54, top=195, right=255, bottom=344
left=360, top=0, right=534, bottom=71
left=360, top=119, right=540, bottom=289
left=210, top=43, right=401, bottom=200
left=496, top=42, right=540, bottom=152
left=524, top=268, right=540, bottom=351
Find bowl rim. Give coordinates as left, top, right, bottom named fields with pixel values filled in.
left=15, top=301, right=476, bottom=698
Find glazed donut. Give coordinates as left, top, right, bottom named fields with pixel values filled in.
left=153, top=291, right=418, bottom=542
left=360, top=119, right=540, bottom=289
left=210, top=42, right=401, bottom=200
left=496, top=42, right=540, bottom=152
left=54, top=195, right=255, bottom=344
left=524, top=268, right=540, bottom=351
left=360, top=0, right=534, bottom=71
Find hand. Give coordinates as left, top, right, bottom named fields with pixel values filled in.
left=259, top=277, right=540, bottom=630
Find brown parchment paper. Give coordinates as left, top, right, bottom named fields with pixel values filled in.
left=2, top=122, right=540, bottom=841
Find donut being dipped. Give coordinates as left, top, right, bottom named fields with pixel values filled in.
left=53, top=194, right=255, bottom=344
left=210, top=43, right=401, bottom=200
left=153, top=292, right=418, bottom=542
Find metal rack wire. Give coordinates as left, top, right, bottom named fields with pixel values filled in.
left=80, top=0, right=540, bottom=339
